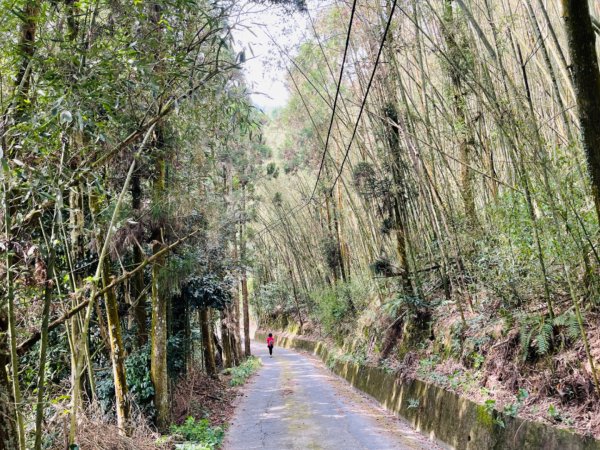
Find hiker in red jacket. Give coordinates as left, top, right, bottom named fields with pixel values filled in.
left=267, top=333, right=274, bottom=357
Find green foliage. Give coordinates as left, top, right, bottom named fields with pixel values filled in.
left=553, top=311, right=581, bottom=341
left=96, top=370, right=117, bottom=415
left=266, top=162, right=279, bottom=178
left=168, top=333, right=186, bottom=378
left=335, top=351, right=368, bottom=366
left=184, top=274, right=232, bottom=310
left=224, top=357, right=262, bottom=386
left=547, top=404, right=561, bottom=421
left=503, top=388, right=529, bottom=417
left=370, top=257, right=395, bottom=277
left=157, top=252, right=199, bottom=298
left=97, top=344, right=156, bottom=418
left=480, top=399, right=505, bottom=428
left=519, top=314, right=554, bottom=360
left=484, top=399, right=496, bottom=414
left=310, top=279, right=369, bottom=338
left=321, top=237, right=342, bottom=273
left=382, top=292, right=428, bottom=319
left=471, top=352, right=485, bottom=370
left=352, top=162, right=387, bottom=198
left=417, top=355, right=440, bottom=377
left=126, top=345, right=156, bottom=417
left=253, top=281, right=298, bottom=322
left=170, top=417, right=224, bottom=450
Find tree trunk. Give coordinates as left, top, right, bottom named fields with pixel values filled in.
left=101, top=262, right=131, bottom=435
left=239, top=187, right=251, bottom=357
left=34, top=246, right=55, bottom=450
left=383, top=104, right=413, bottom=295
left=3, top=182, right=25, bottom=450
left=442, top=0, right=478, bottom=229
left=241, top=272, right=251, bottom=357
left=286, top=260, right=304, bottom=333
left=231, top=233, right=243, bottom=364
left=151, top=239, right=169, bottom=431
left=200, top=308, right=217, bottom=377
left=378, top=103, right=416, bottom=359
left=213, top=331, right=223, bottom=368
left=12, top=0, right=40, bottom=122
left=150, top=117, right=170, bottom=429
left=0, top=313, right=17, bottom=450
left=232, top=304, right=242, bottom=365
left=221, top=309, right=233, bottom=369
left=561, top=0, right=600, bottom=221
left=131, top=172, right=147, bottom=346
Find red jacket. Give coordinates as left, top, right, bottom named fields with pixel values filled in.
left=266, top=336, right=274, bottom=346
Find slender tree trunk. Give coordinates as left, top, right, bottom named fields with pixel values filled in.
left=378, top=103, right=416, bottom=360
left=241, top=273, right=251, bottom=357
left=33, top=244, right=55, bottom=450
left=131, top=172, right=147, bottom=346
left=240, top=186, right=251, bottom=357
left=150, top=119, right=170, bottom=429
left=231, top=232, right=243, bottom=364
left=286, top=263, right=304, bottom=333
left=561, top=0, right=600, bottom=221
left=324, top=194, right=338, bottom=284
left=331, top=189, right=348, bottom=282
left=442, top=0, right=478, bottom=229
left=68, top=317, right=84, bottom=445
left=67, top=183, right=86, bottom=444
left=524, top=0, right=572, bottom=140
left=101, top=263, right=131, bottom=435
left=12, top=0, right=40, bottom=122
left=184, top=296, right=191, bottom=373
left=0, top=312, right=17, bottom=450
left=151, top=238, right=169, bottom=430
left=232, top=303, right=242, bottom=365
left=383, top=104, right=413, bottom=295
left=2, top=4, right=40, bottom=447
left=3, top=180, right=25, bottom=450
left=7, top=275, right=25, bottom=450
left=213, top=331, right=223, bottom=368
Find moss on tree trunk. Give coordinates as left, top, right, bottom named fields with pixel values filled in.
left=102, top=262, right=131, bottom=435
left=562, top=0, right=600, bottom=221
left=151, top=241, right=169, bottom=430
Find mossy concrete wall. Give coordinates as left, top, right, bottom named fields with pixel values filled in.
left=256, top=331, right=600, bottom=450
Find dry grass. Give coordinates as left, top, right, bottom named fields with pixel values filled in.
left=74, top=414, right=169, bottom=450
left=171, top=368, right=238, bottom=427
left=47, top=404, right=169, bottom=450
left=41, top=366, right=246, bottom=449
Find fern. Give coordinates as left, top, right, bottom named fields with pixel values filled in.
left=535, top=322, right=553, bottom=355
left=520, top=324, right=533, bottom=361
left=553, top=311, right=582, bottom=340
left=568, top=319, right=580, bottom=340
left=519, top=313, right=554, bottom=360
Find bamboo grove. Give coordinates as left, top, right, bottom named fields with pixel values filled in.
left=252, top=0, right=600, bottom=432
left=0, top=0, right=305, bottom=448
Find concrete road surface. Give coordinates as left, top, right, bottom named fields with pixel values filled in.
left=225, top=342, right=440, bottom=450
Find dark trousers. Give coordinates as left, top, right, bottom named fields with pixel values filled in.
left=268, top=345, right=273, bottom=355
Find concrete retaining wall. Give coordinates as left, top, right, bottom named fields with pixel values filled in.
left=255, top=331, right=600, bottom=450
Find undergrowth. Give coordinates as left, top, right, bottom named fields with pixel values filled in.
left=170, top=416, right=224, bottom=450
left=224, top=356, right=261, bottom=386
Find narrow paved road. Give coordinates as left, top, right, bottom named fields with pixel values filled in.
left=225, top=342, right=440, bottom=450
